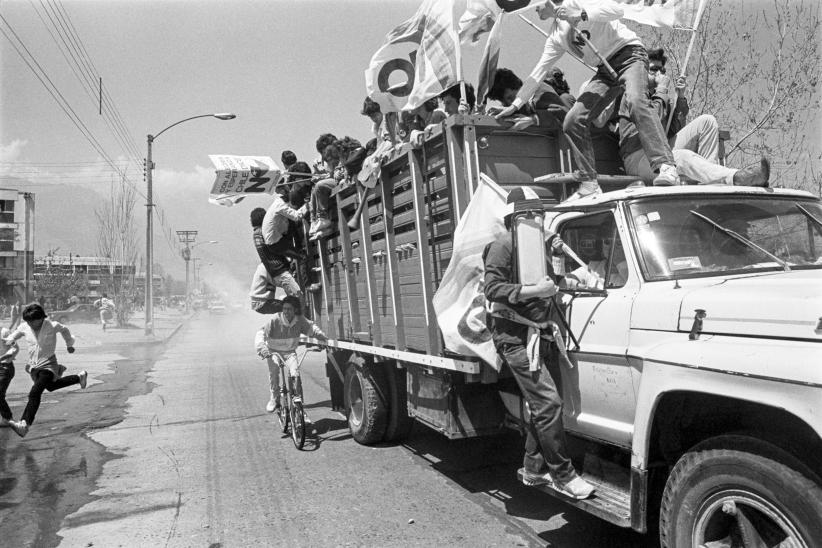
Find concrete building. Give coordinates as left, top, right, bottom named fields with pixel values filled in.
left=0, top=188, right=35, bottom=303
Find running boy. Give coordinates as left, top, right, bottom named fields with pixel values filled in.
left=4, top=303, right=87, bottom=438
left=254, top=295, right=327, bottom=413
left=0, top=327, right=19, bottom=428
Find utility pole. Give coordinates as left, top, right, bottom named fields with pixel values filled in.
left=176, top=230, right=197, bottom=312
left=145, top=137, right=154, bottom=335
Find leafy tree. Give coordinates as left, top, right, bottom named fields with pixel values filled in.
left=35, top=268, right=89, bottom=306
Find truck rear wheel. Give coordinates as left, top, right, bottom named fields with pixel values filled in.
left=383, top=363, right=413, bottom=442
left=344, top=359, right=387, bottom=445
left=660, top=435, right=822, bottom=548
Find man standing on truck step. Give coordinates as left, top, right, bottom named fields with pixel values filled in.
left=483, top=187, right=595, bottom=500
left=494, top=0, right=680, bottom=196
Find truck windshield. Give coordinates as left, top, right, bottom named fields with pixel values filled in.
left=627, top=196, right=822, bottom=280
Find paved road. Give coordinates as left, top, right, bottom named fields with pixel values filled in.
left=2, top=310, right=656, bottom=547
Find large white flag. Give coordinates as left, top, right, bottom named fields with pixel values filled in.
left=208, top=155, right=282, bottom=207
left=364, top=15, right=424, bottom=113
left=433, top=173, right=508, bottom=369
left=618, top=0, right=705, bottom=30
left=405, top=0, right=460, bottom=111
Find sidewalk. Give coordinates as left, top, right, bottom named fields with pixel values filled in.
left=68, top=308, right=191, bottom=348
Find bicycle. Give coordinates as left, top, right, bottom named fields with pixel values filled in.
left=268, top=348, right=309, bottom=449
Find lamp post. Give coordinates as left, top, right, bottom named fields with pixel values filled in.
left=145, top=113, right=235, bottom=334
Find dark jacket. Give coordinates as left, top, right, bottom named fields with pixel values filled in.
left=483, top=233, right=551, bottom=347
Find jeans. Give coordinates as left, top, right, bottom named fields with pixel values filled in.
left=624, top=148, right=736, bottom=185
left=310, top=178, right=337, bottom=220
left=22, top=368, right=80, bottom=425
left=564, top=45, right=674, bottom=178
left=672, top=114, right=720, bottom=163
left=265, top=351, right=301, bottom=399
left=500, top=343, right=575, bottom=483
left=0, top=361, right=14, bottom=421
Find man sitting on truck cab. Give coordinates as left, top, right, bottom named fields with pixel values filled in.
left=483, top=187, right=595, bottom=500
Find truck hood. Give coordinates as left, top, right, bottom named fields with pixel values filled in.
left=676, top=270, right=822, bottom=340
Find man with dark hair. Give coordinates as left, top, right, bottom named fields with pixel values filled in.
left=281, top=150, right=298, bottom=172
left=313, top=133, right=338, bottom=173
left=439, top=83, right=476, bottom=115
left=4, top=303, right=87, bottom=438
left=495, top=0, right=680, bottom=192
left=254, top=294, right=327, bottom=412
left=487, top=68, right=570, bottom=131
left=648, top=46, right=722, bottom=162
left=483, top=188, right=594, bottom=499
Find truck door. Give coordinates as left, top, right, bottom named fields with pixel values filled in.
left=553, top=210, right=638, bottom=448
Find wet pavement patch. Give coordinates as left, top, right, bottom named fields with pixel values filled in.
left=0, top=344, right=162, bottom=547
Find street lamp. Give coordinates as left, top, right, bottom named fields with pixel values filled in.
left=145, top=114, right=235, bottom=334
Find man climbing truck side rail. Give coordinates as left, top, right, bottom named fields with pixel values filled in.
left=301, top=116, right=822, bottom=546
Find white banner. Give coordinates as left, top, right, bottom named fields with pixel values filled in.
left=618, top=0, right=704, bottom=30
left=432, top=173, right=508, bottom=369
left=208, top=155, right=282, bottom=207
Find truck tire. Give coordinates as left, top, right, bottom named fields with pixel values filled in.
left=660, top=435, right=822, bottom=548
left=344, top=360, right=387, bottom=445
left=383, top=364, right=413, bottom=442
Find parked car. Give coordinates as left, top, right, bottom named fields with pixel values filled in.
left=51, top=303, right=100, bottom=324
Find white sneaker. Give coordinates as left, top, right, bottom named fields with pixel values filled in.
left=265, top=397, right=277, bottom=413
left=653, top=163, right=680, bottom=186
left=555, top=474, right=595, bottom=500
left=9, top=419, right=29, bottom=438
left=78, top=370, right=88, bottom=389
left=519, top=467, right=553, bottom=487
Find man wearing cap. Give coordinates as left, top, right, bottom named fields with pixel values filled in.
left=482, top=187, right=595, bottom=500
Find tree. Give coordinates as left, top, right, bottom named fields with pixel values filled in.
left=35, top=267, right=88, bottom=307
left=627, top=0, right=821, bottom=193
left=95, top=178, right=140, bottom=326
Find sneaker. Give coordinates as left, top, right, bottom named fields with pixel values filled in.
left=733, top=157, right=770, bottom=187
left=266, top=397, right=277, bottom=413
left=78, top=370, right=88, bottom=389
left=519, top=467, right=554, bottom=487
left=555, top=474, right=595, bottom=500
left=564, top=179, right=602, bottom=203
left=653, top=163, right=680, bottom=186
left=308, top=282, right=323, bottom=293
left=9, top=419, right=28, bottom=438
left=309, top=217, right=332, bottom=235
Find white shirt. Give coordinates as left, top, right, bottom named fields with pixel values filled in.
left=514, top=0, right=642, bottom=108
left=6, top=319, right=75, bottom=375
left=262, top=193, right=304, bottom=245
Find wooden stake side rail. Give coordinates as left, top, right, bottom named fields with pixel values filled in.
left=307, top=117, right=622, bottom=366
left=302, top=337, right=481, bottom=375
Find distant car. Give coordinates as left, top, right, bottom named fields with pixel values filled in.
left=51, top=303, right=100, bottom=324
left=208, top=301, right=227, bottom=314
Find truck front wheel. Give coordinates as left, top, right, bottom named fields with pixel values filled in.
left=344, top=362, right=387, bottom=445
left=660, top=435, right=822, bottom=548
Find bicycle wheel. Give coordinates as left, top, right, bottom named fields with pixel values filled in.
left=277, top=395, right=289, bottom=433
left=290, top=400, right=306, bottom=449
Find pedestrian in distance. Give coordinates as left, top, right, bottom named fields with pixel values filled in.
left=255, top=295, right=327, bottom=413
left=94, top=293, right=115, bottom=331
left=0, top=327, right=20, bottom=428
left=3, top=303, right=88, bottom=438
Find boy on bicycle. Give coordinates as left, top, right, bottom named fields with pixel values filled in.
left=254, top=295, right=327, bottom=412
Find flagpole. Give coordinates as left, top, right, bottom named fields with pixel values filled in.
left=665, top=0, right=707, bottom=133
left=453, top=0, right=469, bottom=113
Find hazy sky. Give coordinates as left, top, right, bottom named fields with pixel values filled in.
left=1, top=0, right=816, bottom=292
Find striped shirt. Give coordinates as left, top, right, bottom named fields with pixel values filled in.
left=254, top=313, right=326, bottom=354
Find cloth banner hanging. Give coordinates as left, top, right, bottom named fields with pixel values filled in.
left=432, top=173, right=508, bottom=370
left=208, top=155, right=281, bottom=207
